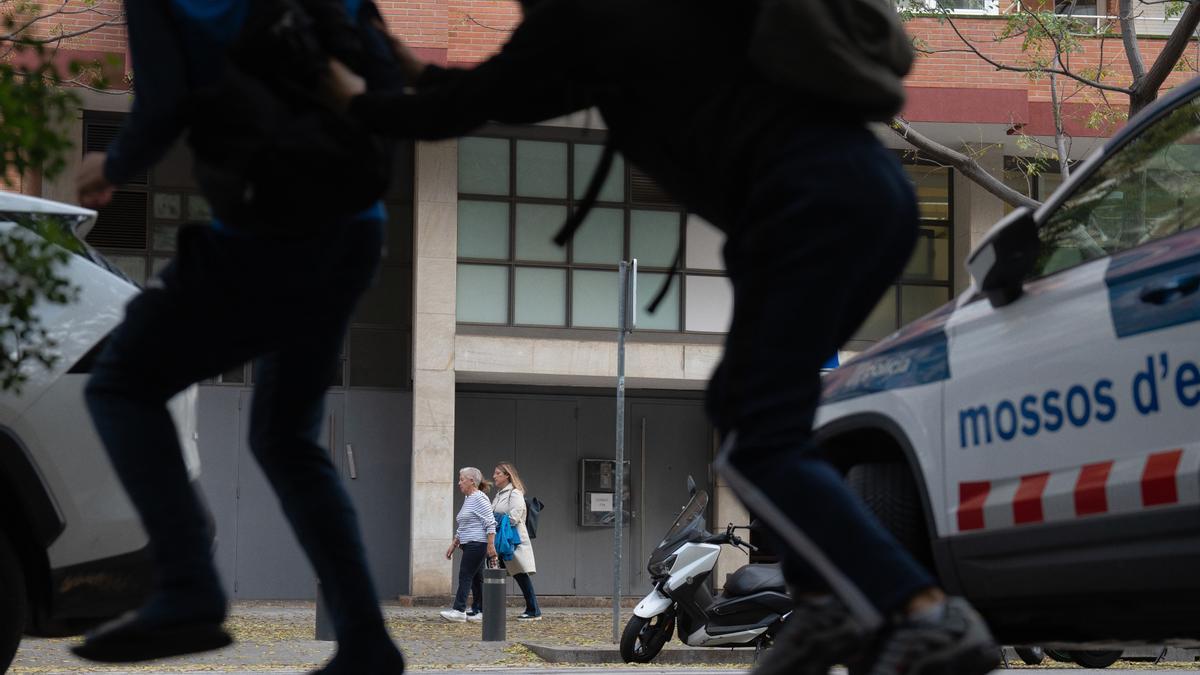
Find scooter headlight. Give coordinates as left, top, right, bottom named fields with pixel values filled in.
left=648, top=554, right=677, bottom=577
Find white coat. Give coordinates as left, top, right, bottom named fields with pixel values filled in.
left=493, top=484, right=536, bottom=575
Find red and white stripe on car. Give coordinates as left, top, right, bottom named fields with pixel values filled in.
left=955, top=446, right=1200, bottom=533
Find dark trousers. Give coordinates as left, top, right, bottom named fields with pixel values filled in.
left=454, top=542, right=487, bottom=613
left=487, top=559, right=539, bottom=615
left=707, top=125, right=935, bottom=614
left=85, top=219, right=391, bottom=651
left=513, top=572, right=539, bottom=615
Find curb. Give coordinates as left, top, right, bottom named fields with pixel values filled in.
left=395, top=595, right=641, bottom=608
left=522, top=642, right=755, bottom=665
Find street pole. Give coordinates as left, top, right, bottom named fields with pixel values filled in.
left=613, top=259, right=636, bottom=643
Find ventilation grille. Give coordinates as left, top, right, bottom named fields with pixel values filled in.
left=630, top=166, right=675, bottom=206
left=83, top=120, right=148, bottom=186
left=86, top=190, right=148, bottom=250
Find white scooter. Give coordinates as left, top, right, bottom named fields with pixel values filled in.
left=620, top=479, right=793, bottom=663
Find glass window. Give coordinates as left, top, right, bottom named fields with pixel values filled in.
left=906, top=164, right=951, bottom=222
left=515, top=203, right=568, bottom=262
left=686, top=215, right=724, bottom=271
left=853, top=288, right=898, bottom=341
left=634, top=272, right=680, bottom=331
left=1032, top=97, right=1200, bottom=279
left=458, top=200, right=509, bottom=259
left=455, top=132, right=710, bottom=333
left=901, top=285, right=951, bottom=325
left=685, top=275, right=733, bottom=333
left=516, top=140, right=567, bottom=198
left=903, top=226, right=950, bottom=282
left=572, top=269, right=619, bottom=328
left=574, top=144, right=625, bottom=202
left=107, top=255, right=147, bottom=284
left=515, top=267, right=567, bottom=326
left=152, top=224, right=178, bottom=251
left=459, top=137, right=510, bottom=195
left=457, top=264, right=509, bottom=324
left=572, top=208, right=624, bottom=265
left=630, top=210, right=680, bottom=267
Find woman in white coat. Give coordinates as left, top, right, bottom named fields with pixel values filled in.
left=491, top=462, right=540, bottom=619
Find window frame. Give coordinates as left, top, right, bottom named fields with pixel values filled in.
left=455, top=125, right=724, bottom=334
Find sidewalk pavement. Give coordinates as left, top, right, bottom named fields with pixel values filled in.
left=9, top=602, right=750, bottom=673
left=11, top=601, right=1200, bottom=673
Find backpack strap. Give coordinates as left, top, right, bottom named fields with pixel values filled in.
left=553, top=141, right=616, bottom=247
left=646, top=244, right=682, bottom=314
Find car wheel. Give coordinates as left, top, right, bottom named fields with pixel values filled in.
left=1067, top=649, right=1123, bottom=668
left=619, top=612, right=674, bottom=663
left=0, top=530, right=28, bottom=672
left=1014, top=646, right=1045, bottom=665
left=846, top=462, right=932, bottom=568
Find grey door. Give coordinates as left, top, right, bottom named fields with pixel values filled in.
left=343, top=389, right=413, bottom=598
left=574, top=396, right=636, bottom=596
left=629, top=400, right=714, bottom=591
left=231, top=391, right=344, bottom=599
left=195, top=387, right=243, bottom=598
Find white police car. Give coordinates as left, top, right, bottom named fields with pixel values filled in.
left=818, top=77, right=1200, bottom=650
left=0, top=193, right=200, bottom=672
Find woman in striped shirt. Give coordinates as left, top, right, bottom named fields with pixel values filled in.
left=440, top=467, right=497, bottom=622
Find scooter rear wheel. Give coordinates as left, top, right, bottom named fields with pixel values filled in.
left=620, top=613, right=675, bottom=663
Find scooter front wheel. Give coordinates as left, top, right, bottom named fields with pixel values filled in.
left=620, top=612, right=675, bottom=663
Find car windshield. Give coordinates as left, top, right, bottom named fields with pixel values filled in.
left=1, top=210, right=137, bottom=285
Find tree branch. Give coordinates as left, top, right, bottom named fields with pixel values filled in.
left=937, top=7, right=1132, bottom=94
left=890, top=118, right=1041, bottom=210
left=1119, top=0, right=1150, bottom=84
left=1130, top=0, right=1200, bottom=115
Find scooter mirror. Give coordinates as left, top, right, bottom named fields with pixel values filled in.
left=687, top=475, right=697, bottom=497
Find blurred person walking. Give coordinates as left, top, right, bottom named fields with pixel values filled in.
left=72, top=1, right=405, bottom=672
left=329, top=1, right=999, bottom=673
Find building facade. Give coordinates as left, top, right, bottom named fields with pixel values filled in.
left=17, top=0, right=1200, bottom=599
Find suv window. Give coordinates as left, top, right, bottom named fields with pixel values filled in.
left=1031, top=96, right=1200, bottom=279
left=1, top=210, right=137, bottom=285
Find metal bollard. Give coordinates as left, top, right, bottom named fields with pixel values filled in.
left=481, top=567, right=506, bottom=641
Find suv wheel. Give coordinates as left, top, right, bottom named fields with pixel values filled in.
left=846, top=462, right=932, bottom=569
left=0, top=530, right=27, bottom=672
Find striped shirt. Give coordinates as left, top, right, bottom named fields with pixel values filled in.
left=456, top=491, right=496, bottom=543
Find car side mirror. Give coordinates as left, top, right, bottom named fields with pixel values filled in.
left=966, top=206, right=1041, bottom=308
left=687, top=475, right=697, bottom=497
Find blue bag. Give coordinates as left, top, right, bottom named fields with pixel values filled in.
left=494, top=514, right=521, bottom=561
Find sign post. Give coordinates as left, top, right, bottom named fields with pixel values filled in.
left=613, top=259, right=637, bottom=643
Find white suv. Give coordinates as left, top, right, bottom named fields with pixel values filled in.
left=0, top=194, right=199, bottom=672
left=817, top=78, right=1200, bottom=651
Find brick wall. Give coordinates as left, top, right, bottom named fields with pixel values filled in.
left=906, top=15, right=1198, bottom=104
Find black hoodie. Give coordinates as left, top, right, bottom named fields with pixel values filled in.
left=350, top=0, right=813, bottom=230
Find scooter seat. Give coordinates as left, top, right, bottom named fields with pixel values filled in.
left=723, top=563, right=787, bottom=597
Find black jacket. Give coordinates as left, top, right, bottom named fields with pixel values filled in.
left=350, top=0, right=806, bottom=229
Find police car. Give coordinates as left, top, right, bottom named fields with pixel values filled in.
left=817, top=76, right=1200, bottom=649
left=0, top=194, right=200, bottom=672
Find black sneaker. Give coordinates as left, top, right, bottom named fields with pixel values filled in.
left=752, top=596, right=865, bottom=675
left=859, top=597, right=999, bottom=675
left=71, top=610, right=231, bottom=663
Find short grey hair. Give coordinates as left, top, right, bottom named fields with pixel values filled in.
left=459, top=467, right=483, bottom=487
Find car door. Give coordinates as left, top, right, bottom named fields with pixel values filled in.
left=941, top=89, right=1200, bottom=608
